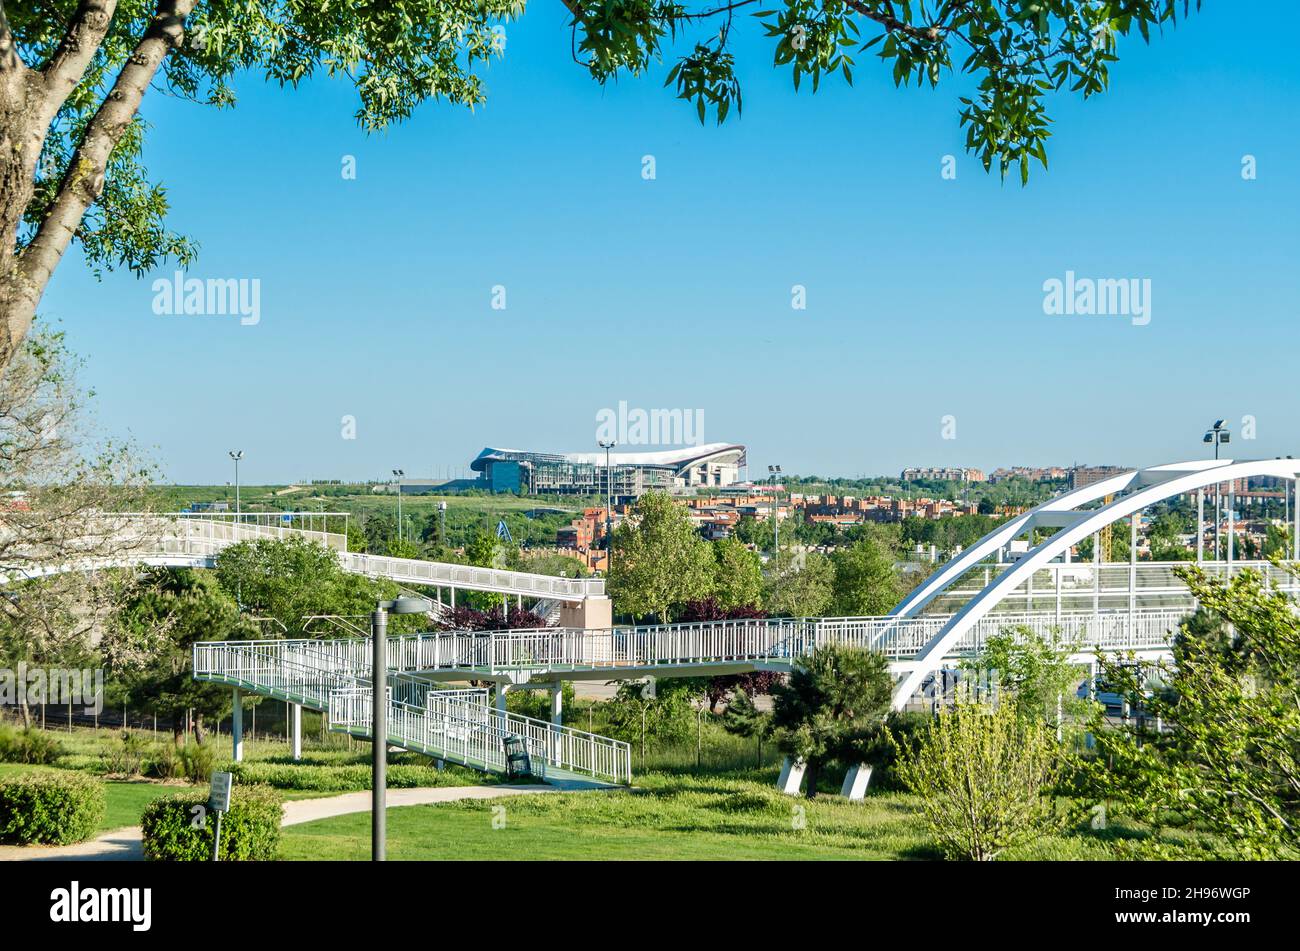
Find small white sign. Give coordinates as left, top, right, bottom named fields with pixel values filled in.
left=209, top=771, right=233, bottom=813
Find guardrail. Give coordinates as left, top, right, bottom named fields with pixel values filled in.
left=193, top=639, right=631, bottom=785
left=377, top=607, right=1191, bottom=673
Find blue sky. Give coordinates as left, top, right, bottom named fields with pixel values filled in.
left=39, top=2, right=1300, bottom=485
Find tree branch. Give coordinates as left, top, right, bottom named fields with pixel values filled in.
left=40, top=1, right=120, bottom=128
left=16, top=0, right=194, bottom=322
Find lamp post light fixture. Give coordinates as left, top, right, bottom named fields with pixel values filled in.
left=1203, top=421, right=1230, bottom=559
left=767, top=465, right=782, bottom=555
left=392, top=469, right=405, bottom=541
left=228, top=451, right=243, bottom=520
left=371, top=595, right=432, bottom=862
left=598, top=440, right=615, bottom=571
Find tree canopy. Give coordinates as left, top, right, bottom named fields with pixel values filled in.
left=1, top=1, right=1200, bottom=369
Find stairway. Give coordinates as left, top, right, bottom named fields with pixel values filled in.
left=192, top=639, right=631, bottom=785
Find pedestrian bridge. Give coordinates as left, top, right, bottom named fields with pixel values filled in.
left=1, top=512, right=607, bottom=612
left=192, top=638, right=632, bottom=786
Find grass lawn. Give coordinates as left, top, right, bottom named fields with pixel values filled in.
left=279, top=769, right=1151, bottom=861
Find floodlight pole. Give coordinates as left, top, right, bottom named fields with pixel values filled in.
left=229, top=450, right=243, bottom=520
left=598, top=440, right=615, bottom=571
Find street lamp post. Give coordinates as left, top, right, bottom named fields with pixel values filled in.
left=228, top=451, right=243, bottom=521
left=1203, top=421, right=1230, bottom=560
left=598, top=440, right=615, bottom=571
left=767, top=464, right=782, bottom=554
left=392, top=469, right=405, bottom=541
left=371, top=595, right=432, bottom=861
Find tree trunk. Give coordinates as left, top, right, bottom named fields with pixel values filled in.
left=0, top=11, right=42, bottom=370
left=192, top=712, right=206, bottom=745
left=804, top=760, right=820, bottom=800
left=0, top=1, right=189, bottom=372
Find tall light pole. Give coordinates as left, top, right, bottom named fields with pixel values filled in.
left=768, top=464, right=782, bottom=555
left=1203, top=421, right=1230, bottom=559
left=228, top=451, right=243, bottom=520
left=371, top=595, right=432, bottom=861
left=598, top=440, right=615, bottom=571
left=392, top=469, right=405, bottom=541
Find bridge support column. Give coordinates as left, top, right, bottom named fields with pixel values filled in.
left=777, top=757, right=805, bottom=796
left=840, top=764, right=872, bottom=801
left=231, top=689, right=244, bottom=763
left=549, top=683, right=563, bottom=727
left=289, top=702, right=302, bottom=761
left=495, top=683, right=508, bottom=716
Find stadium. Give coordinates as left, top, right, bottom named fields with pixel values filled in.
left=469, top=443, right=748, bottom=498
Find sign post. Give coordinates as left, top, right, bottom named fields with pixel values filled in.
left=208, top=771, right=233, bottom=861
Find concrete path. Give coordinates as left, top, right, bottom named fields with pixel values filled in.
left=0, top=781, right=599, bottom=862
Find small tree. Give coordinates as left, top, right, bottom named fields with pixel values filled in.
left=891, top=700, right=1065, bottom=861
left=608, top=491, right=714, bottom=623
left=711, top=536, right=764, bottom=611
left=768, top=645, right=892, bottom=798
left=764, top=549, right=834, bottom=618
left=1089, top=564, right=1300, bottom=858
left=830, top=532, right=903, bottom=616
left=973, top=626, right=1092, bottom=735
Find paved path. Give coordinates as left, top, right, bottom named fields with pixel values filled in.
left=0, top=781, right=598, bottom=862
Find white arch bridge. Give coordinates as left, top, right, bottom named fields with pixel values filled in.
left=185, top=458, right=1300, bottom=788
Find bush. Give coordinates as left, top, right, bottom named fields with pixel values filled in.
left=890, top=700, right=1066, bottom=861
left=145, top=742, right=180, bottom=780
left=178, top=741, right=217, bottom=784
left=141, top=784, right=282, bottom=861
left=0, top=771, right=105, bottom=845
left=0, top=725, right=65, bottom=765
left=103, top=731, right=149, bottom=776
left=228, top=761, right=464, bottom=792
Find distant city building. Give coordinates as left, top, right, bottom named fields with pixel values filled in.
left=900, top=467, right=987, bottom=483
left=989, top=466, right=1069, bottom=483
left=1069, top=465, right=1131, bottom=489
left=470, top=443, right=747, bottom=498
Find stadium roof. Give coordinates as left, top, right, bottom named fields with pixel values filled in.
left=471, top=443, right=746, bottom=474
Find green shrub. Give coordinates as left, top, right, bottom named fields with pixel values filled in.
left=0, top=771, right=105, bottom=845
left=103, top=731, right=149, bottom=776
left=890, top=700, right=1066, bottom=861
left=145, top=742, right=180, bottom=780
left=141, top=784, right=282, bottom=861
left=228, top=760, right=464, bottom=792
left=0, top=725, right=65, bottom=765
left=178, top=741, right=217, bottom=784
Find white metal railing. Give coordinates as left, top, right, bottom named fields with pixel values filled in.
left=192, top=639, right=631, bottom=784
left=925, top=559, right=1299, bottom=615
left=383, top=607, right=1190, bottom=673
left=327, top=687, right=631, bottom=784
left=4, top=513, right=604, bottom=601
left=341, top=550, right=603, bottom=599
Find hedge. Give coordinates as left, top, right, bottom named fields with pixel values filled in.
left=0, top=771, right=105, bottom=845
left=141, top=784, right=282, bottom=861
left=228, top=761, right=473, bottom=792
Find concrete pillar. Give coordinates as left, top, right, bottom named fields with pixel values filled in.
left=777, top=757, right=806, bottom=796
left=549, top=683, right=563, bottom=726
left=289, top=702, right=302, bottom=761
left=840, top=764, right=872, bottom=801
left=494, top=683, right=508, bottom=717
left=231, top=688, right=244, bottom=763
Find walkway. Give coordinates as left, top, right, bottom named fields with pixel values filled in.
left=0, top=782, right=592, bottom=862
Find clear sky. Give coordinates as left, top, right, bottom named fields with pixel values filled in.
left=38, top=2, right=1300, bottom=485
